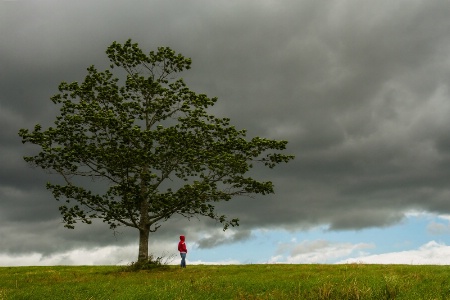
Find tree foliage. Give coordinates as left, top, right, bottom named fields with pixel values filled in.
left=19, top=39, right=294, bottom=261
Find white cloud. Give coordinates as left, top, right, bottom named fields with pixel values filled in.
left=403, top=211, right=450, bottom=235
left=339, top=241, right=450, bottom=265
left=427, top=221, right=450, bottom=235
left=0, top=241, right=180, bottom=266
left=194, top=229, right=252, bottom=249
left=404, top=210, right=426, bottom=218
left=411, top=212, right=450, bottom=235
left=270, top=239, right=374, bottom=264
left=187, top=259, right=241, bottom=265
left=406, top=210, right=450, bottom=220
left=0, top=241, right=238, bottom=266
left=437, top=214, right=450, bottom=222
left=0, top=245, right=137, bottom=266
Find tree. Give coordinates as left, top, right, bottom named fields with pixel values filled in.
left=19, top=39, right=294, bottom=263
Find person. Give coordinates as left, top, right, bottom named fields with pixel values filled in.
left=178, top=235, right=187, bottom=268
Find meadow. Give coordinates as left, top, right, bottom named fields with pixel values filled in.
left=1, top=264, right=450, bottom=299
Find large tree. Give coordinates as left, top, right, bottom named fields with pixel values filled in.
left=19, top=39, right=294, bottom=262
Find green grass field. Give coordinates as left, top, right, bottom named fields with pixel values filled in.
left=1, top=264, right=450, bottom=299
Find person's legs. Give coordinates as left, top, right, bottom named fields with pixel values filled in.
left=180, top=253, right=186, bottom=268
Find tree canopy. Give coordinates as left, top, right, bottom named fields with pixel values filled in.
left=19, top=39, right=294, bottom=262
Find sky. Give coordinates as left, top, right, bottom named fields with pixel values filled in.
left=2, top=0, right=450, bottom=266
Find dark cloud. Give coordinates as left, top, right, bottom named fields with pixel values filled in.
left=2, top=0, right=450, bottom=257
left=0, top=219, right=137, bottom=256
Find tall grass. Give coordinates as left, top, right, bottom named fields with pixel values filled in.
left=1, top=264, right=450, bottom=299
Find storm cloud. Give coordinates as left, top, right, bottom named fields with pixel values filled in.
left=2, top=0, right=450, bottom=261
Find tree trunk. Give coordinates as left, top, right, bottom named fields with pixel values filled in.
left=138, top=227, right=150, bottom=262
left=138, top=166, right=150, bottom=263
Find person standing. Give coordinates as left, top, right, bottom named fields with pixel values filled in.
left=178, top=235, right=187, bottom=268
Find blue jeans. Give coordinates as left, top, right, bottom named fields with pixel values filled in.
left=180, top=252, right=186, bottom=268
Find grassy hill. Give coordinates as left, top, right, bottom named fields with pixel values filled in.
left=1, top=264, right=450, bottom=299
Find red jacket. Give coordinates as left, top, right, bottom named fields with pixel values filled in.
left=178, top=235, right=187, bottom=253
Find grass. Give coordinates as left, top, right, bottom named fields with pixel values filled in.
left=1, top=264, right=450, bottom=299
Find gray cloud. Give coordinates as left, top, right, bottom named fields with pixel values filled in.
left=196, top=230, right=252, bottom=249
left=2, top=0, right=450, bottom=257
